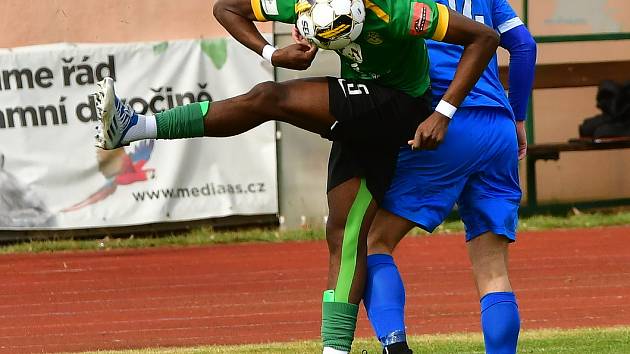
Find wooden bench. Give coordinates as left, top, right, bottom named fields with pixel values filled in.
left=528, top=139, right=630, bottom=161
left=499, top=60, right=630, bottom=212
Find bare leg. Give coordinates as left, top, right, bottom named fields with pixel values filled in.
left=204, top=78, right=335, bottom=137
left=95, top=77, right=334, bottom=149
left=466, top=232, right=512, bottom=297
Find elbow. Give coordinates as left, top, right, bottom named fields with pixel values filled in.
left=469, top=25, right=499, bottom=53
left=516, top=29, right=537, bottom=54
left=500, top=26, right=538, bottom=61
left=514, top=34, right=538, bottom=63
left=483, top=27, right=500, bottom=52
left=524, top=35, right=538, bottom=58
left=213, top=0, right=227, bottom=22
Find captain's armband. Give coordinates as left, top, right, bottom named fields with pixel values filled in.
left=431, top=3, right=450, bottom=41
left=250, top=0, right=297, bottom=23
left=250, top=0, right=269, bottom=21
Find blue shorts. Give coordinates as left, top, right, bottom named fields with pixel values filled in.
left=381, top=107, right=521, bottom=241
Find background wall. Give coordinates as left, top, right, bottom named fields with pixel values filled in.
left=0, top=0, right=270, bottom=47
left=1, top=0, right=629, bottom=228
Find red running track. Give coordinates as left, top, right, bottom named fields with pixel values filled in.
left=1, top=226, right=629, bottom=353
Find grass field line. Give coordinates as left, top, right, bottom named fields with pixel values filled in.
left=71, top=326, right=630, bottom=354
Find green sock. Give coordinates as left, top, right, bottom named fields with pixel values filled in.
left=321, top=296, right=359, bottom=352
left=156, top=101, right=209, bottom=139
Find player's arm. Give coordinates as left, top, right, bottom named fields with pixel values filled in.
left=492, top=0, right=537, bottom=122
left=406, top=4, right=500, bottom=149
left=501, top=25, right=536, bottom=121
left=499, top=22, right=537, bottom=159
left=436, top=9, right=500, bottom=111
left=213, top=0, right=317, bottom=70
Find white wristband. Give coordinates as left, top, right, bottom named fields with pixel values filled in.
left=435, top=99, right=457, bottom=119
left=262, top=44, right=277, bottom=64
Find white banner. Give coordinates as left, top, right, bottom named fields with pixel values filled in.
left=0, top=38, right=277, bottom=229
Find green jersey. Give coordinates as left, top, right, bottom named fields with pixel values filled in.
left=251, top=0, right=450, bottom=97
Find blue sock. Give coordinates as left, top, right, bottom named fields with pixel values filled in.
left=480, top=292, right=521, bottom=354
left=363, top=254, right=407, bottom=346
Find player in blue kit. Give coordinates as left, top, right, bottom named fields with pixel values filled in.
left=362, top=0, right=536, bottom=353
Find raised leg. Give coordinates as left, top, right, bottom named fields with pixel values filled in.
left=204, top=78, right=336, bottom=137
left=95, top=77, right=336, bottom=149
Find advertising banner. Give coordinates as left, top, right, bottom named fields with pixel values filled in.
left=0, top=38, right=277, bottom=229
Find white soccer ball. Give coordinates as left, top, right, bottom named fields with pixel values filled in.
left=296, top=0, right=365, bottom=50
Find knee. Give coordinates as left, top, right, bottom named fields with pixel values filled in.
left=248, top=81, right=287, bottom=110
left=367, top=227, right=395, bottom=255
left=472, top=261, right=512, bottom=296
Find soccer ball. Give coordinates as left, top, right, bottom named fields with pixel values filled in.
left=296, top=0, right=365, bottom=50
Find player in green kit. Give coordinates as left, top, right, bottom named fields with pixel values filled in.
left=94, top=0, right=499, bottom=352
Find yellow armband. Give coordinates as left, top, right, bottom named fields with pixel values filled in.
left=251, top=0, right=267, bottom=21
left=431, top=3, right=450, bottom=41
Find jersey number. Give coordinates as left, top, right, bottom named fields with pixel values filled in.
left=337, top=79, right=369, bottom=96
left=447, top=0, right=485, bottom=24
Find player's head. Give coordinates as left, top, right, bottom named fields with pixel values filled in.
left=295, top=0, right=365, bottom=50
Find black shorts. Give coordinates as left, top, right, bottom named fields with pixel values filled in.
left=324, top=77, right=433, bottom=203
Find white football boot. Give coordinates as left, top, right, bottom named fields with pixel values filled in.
left=94, top=77, right=138, bottom=150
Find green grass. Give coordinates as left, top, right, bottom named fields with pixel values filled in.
left=3, top=211, right=630, bottom=255
left=0, top=228, right=323, bottom=254
left=78, top=327, right=630, bottom=353
left=432, top=210, right=630, bottom=234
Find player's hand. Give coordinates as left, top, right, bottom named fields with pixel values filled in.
left=516, top=120, right=527, bottom=160
left=272, top=43, right=317, bottom=70
left=291, top=27, right=310, bottom=46
left=409, top=112, right=450, bottom=150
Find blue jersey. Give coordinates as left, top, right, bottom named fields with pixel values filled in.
left=427, top=0, right=523, bottom=117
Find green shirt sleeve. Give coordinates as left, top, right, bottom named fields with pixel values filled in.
left=251, top=0, right=297, bottom=23
left=390, top=0, right=450, bottom=41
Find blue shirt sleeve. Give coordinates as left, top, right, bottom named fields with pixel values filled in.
left=492, top=0, right=523, bottom=34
